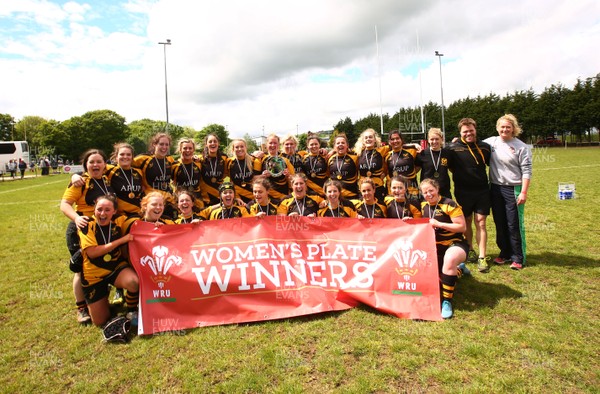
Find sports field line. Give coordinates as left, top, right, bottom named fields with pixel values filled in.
left=0, top=200, right=59, bottom=206
left=0, top=178, right=66, bottom=195
left=535, top=164, right=600, bottom=171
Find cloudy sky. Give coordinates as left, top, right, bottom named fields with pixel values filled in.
left=1, top=0, right=599, bottom=139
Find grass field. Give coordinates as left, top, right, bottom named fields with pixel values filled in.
left=0, top=147, right=599, bottom=393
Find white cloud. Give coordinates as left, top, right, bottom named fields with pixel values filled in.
left=1, top=0, right=599, bottom=139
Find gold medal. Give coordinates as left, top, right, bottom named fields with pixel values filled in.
left=128, top=192, right=135, bottom=199
left=393, top=171, right=398, bottom=177
left=211, top=177, right=217, bottom=183
left=337, top=174, right=342, bottom=180
left=367, top=171, right=372, bottom=177
left=103, top=254, right=112, bottom=262
left=433, top=172, right=440, bottom=178
left=311, top=172, right=316, bottom=178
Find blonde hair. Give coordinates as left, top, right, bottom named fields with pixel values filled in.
left=229, top=139, right=254, bottom=174
left=354, top=128, right=382, bottom=155
left=267, top=134, right=280, bottom=143
left=281, top=134, right=299, bottom=153
left=428, top=128, right=443, bottom=140
left=496, top=114, right=523, bottom=137
left=176, top=138, right=196, bottom=154
left=419, top=178, right=440, bottom=191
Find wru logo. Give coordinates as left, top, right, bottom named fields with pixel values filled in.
left=391, top=239, right=427, bottom=280
left=140, top=246, right=183, bottom=288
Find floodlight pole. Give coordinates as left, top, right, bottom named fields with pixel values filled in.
left=159, top=39, right=172, bottom=131
left=435, top=51, right=446, bottom=143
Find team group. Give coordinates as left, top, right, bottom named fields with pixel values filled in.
left=59, top=113, right=532, bottom=330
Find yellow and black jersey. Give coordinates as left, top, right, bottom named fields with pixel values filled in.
left=79, top=215, right=129, bottom=285
left=246, top=200, right=279, bottom=216
left=385, top=148, right=417, bottom=179
left=385, top=148, right=419, bottom=197
left=352, top=199, right=387, bottom=218
left=421, top=197, right=466, bottom=246
left=175, top=213, right=204, bottom=224
left=105, top=164, right=143, bottom=215
left=358, top=146, right=389, bottom=186
left=301, top=154, right=329, bottom=197
left=61, top=174, right=115, bottom=217
left=277, top=194, right=323, bottom=216
left=199, top=154, right=228, bottom=206
left=172, top=160, right=202, bottom=193
left=120, top=214, right=176, bottom=235
left=318, top=204, right=357, bottom=218
left=281, top=152, right=305, bottom=174
left=172, top=160, right=203, bottom=210
left=384, top=196, right=422, bottom=219
left=328, top=153, right=359, bottom=198
left=199, top=204, right=250, bottom=220
left=260, top=154, right=295, bottom=201
left=133, top=154, right=175, bottom=194
left=415, top=147, right=452, bottom=198
left=227, top=156, right=260, bottom=203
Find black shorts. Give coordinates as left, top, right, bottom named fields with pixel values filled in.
left=82, top=265, right=127, bottom=304
left=454, top=187, right=490, bottom=217
left=436, top=240, right=470, bottom=271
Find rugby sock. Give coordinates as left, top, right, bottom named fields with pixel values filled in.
left=125, top=291, right=139, bottom=309
left=76, top=300, right=87, bottom=310
left=440, top=273, right=457, bottom=301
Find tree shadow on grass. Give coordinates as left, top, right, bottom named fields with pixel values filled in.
left=453, top=276, right=523, bottom=312
left=525, top=252, right=600, bottom=269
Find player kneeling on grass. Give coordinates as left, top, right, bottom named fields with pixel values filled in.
left=420, top=178, right=470, bottom=319
left=78, top=194, right=138, bottom=327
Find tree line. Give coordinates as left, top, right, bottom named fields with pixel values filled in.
left=1, top=73, right=598, bottom=161
left=334, top=73, right=600, bottom=147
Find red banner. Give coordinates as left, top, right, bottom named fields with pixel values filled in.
left=129, top=216, right=442, bottom=335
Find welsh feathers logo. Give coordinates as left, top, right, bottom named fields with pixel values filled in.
left=390, top=239, right=428, bottom=280
left=140, top=246, right=183, bottom=288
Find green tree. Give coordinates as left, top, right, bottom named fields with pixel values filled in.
left=537, top=83, right=570, bottom=140
left=394, top=107, right=425, bottom=141
left=332, top=117, right=356, bottom=146
left=564, top=78, right=593, bottom=142
left=35, top=119, right=65, bottom=159
left=585, top=74, right=600, bottom=137
left=499, top=89, right=540, bottom=143
left=353, top=113, right=390, bottom=145
left=127, top=119, right=186, bottom=155
left=446, top=93, right=502, bottom=140
left=0, top=114, right=16, bottom=141
left=15, top=116, right=48, bottom=147
left=196, top=124, right=229, bottom=154
left=297, top=133, right=308, bottom=151
left=56, top=110, right=128, bottom=161
left=85, top=109, right=128, bottom=159
left=241, top=133, right=259, bottom=153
